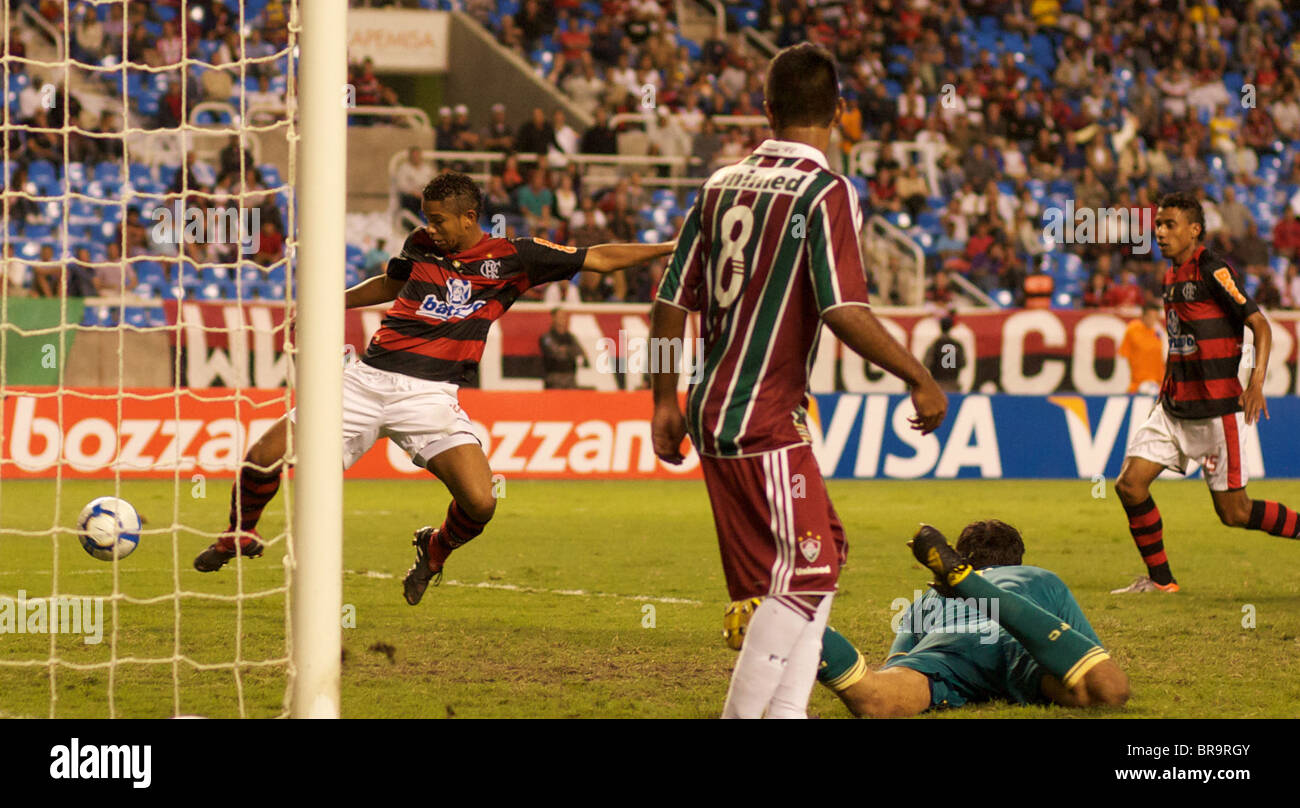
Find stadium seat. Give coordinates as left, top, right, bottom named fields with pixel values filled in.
left=848, top=175, right=869, bottom=201
left=123, top=307, right=150, bottom=328
left=28, top=160, right=58, bottom=186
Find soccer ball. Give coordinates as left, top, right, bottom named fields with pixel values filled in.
left=76, top=497, right=142, bottom=561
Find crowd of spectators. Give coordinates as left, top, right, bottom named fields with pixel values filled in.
left=455, top=0, right=1300, bottom=308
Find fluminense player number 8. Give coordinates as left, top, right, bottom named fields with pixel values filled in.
left=714, top=206, right=753, bottom=308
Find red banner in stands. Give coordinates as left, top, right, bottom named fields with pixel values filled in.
left=0, top=388, right=699, bottom=479
left=163, top=301, right=1300, bottom=396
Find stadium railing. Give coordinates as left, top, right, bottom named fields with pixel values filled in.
left=866, top=213, right=928, bottom=308
left=247, top=103, right=432, bottom=130
left=849, top=140, right=942, bottom=198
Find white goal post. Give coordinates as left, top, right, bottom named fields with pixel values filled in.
left=291, top=0, right=346, bottom=719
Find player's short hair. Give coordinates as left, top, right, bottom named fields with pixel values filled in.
left=764, top=43, right=839, bottom=130
left=956, top=519, right=1025, bottom=569
left=1156, top=191, right=1204, bottom=240
left=422, top=171, right=482, bottom=217
left=1142, top=300, right=1161, bottom=313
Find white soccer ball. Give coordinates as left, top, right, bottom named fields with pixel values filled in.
left=77, top=497, right=142, bottom=561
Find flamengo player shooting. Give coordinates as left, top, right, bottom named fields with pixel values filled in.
left=1113, top=191, right=1298, bottom=593
left=195, top=172, right=675, bottom=607
left=649, top=43, right=947, bottom=719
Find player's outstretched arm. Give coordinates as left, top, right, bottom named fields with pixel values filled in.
left=344, top=274, right=405, bottom=309
left=1241, top=311, right=1272, bottom=424
left=822, top=305, right=947, bottom=434
left=649, top=300, right=688, bottom=465
left=582, top=241, right=676, bottom=273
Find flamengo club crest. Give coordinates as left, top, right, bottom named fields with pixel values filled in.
left=799, top=531, right=822, bottom=563
left=480, top=259, right=500, bottom=278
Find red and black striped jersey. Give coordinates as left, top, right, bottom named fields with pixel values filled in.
left=362, top=228, right=587, bottom=384
left=1159, top=245, right=1259, bottom=419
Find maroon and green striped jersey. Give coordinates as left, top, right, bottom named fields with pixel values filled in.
left=1160, top=245, right=1259, bottom=419
left=655, top=139, right=872, bottom=457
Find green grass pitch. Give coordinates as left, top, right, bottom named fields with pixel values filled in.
left=1, top=478, right=1298, bottom=718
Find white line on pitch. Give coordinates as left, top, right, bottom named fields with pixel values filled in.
left=344, top=570, right=703, bottom=605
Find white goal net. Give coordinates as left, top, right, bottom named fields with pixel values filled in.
left=0, top=0, right=338, bottom=719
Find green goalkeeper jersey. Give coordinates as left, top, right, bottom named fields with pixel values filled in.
left=883, top=565, right=1102, bottom=708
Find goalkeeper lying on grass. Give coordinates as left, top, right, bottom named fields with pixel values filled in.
left=724, top=520, right=1130, bottom=718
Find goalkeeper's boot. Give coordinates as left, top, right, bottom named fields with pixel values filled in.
left=907, top=524, right=973, bottom=597
left=194, top=529, right=265, bottom=572
left=403, top=526, right=443, bottom=606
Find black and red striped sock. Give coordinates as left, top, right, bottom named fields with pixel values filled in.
left=1247, top=500, right=1300, bottom=538
left=226, top=466, right=281, bottom=540
left=428, top=501, right=489, bottom=568
left=1124, top=496, right=1174, bottom=585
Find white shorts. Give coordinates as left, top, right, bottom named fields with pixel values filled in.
left=1126, top=401, right=1249, bottom=492
left=291, top=361, right=480, bottom=470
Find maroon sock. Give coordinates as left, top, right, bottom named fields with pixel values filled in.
left=1247, top=500, right=1300, bottom=538
left=1123, top=496, right=1174, bottom=585
left=227, top=466, right=281, bottom=537
left=427, top=501, right=488, bottom=568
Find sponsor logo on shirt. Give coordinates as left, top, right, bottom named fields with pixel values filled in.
left=417, top=277, right=485, bottom=321
left=1166, top=309, right=1197, bottom=355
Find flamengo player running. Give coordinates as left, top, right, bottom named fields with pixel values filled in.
left=649, top=44, right=947, bottom=719
left=195, top=172, right=674, bottom=606
left=1113, top=191, right=1298, bottom=593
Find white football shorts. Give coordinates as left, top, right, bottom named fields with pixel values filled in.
left=291, top=360, right=480, bottom=470
left=1126, top=401, right=1249, bottom=491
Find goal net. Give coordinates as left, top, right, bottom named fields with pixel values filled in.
left=0, top=0, right=340, bottom=718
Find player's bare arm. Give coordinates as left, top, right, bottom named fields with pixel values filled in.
left=822, top=305, right=948, bottom=434
left=1241, top=310, right=1271, bottom=424
left=649, top=300, right=688, bottom=465
left=582, top=241, right=676, bottom=273
left=344, top=274, right=405, bottom=309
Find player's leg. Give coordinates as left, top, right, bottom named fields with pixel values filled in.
left=194, top=416, right=289, bottom=571
left=764, top=594, right=833, bottom=718
left=1114, top=455, right=1178, bottom=591
left=197, top=361, right=385, bottom=572
left=1206, top=412, right=1300, bottom=538
left=721, top=446, right=840, bottom=718
left=817, top=627, right=930, bottom=718
left=723, top=594, right=825, bottom=718
left=401, top=440, right=496, bottom=605
left=766, top=468, right=847, bottom=718
left=911, top=526, right=1114, bottom=696
left=1039, top=658, right=1130, bottom=708
left=1114, top=402, right=1186, bottom=590
left=423, top=440, right=497, bottom=559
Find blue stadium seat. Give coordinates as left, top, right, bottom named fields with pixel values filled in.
left=28, top=160, right=58, bottom=186
left=123, top=307, right=150, bottom=328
